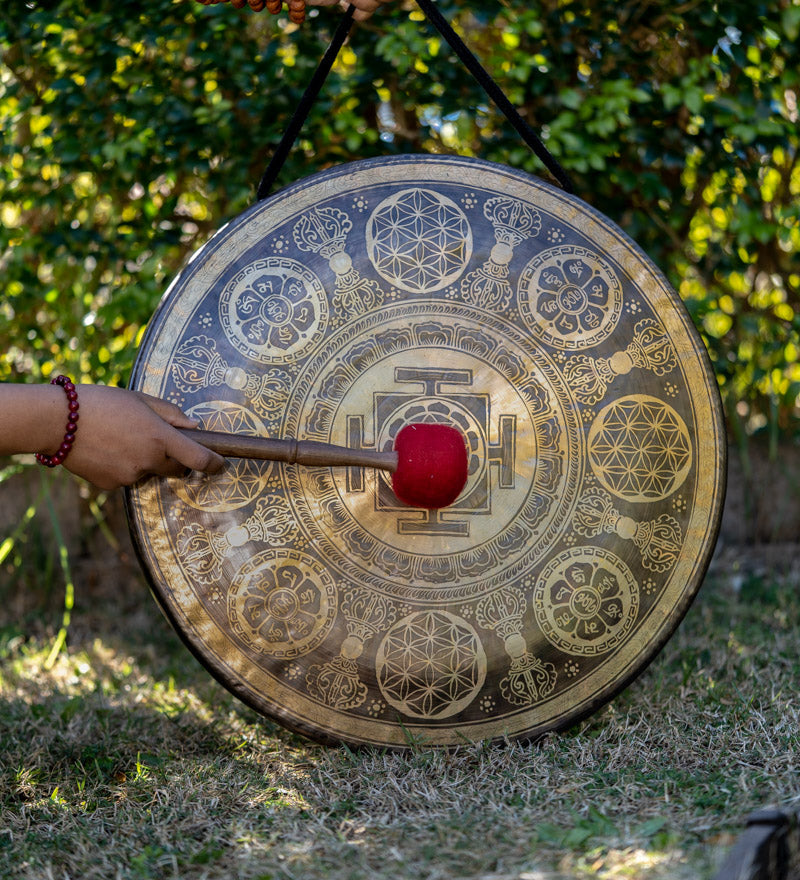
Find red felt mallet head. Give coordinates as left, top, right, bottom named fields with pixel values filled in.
left=179, top=423, right=470, bottom=510
left=391, top=423, right=469, bottom=510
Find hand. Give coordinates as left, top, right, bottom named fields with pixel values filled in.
left=196, top=0, right=396, bottom=23
left=307, top=0, right=395, bottom=22
left=61, top=386, right=226, bottom=491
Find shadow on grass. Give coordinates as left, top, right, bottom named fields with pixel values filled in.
left=1, top=476, right=799, bottom=879
left=0, top=679, right=316, bottom=880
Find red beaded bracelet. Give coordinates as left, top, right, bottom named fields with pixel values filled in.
left=195, top=0, right=307, bottom=25
left=35, top=375, right=80, bottom=468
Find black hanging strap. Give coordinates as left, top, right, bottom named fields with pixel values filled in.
left=256, top=0, right=575, bottom=200
left=413, top=0, right=574, bottom=193
left=256, top=4, right=356, bottom=200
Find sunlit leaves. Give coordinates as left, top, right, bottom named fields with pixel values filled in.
left=0, top=0, right=798, bottom=434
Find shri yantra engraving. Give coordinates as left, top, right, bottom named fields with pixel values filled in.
left=284, top=303, right=583, bottom=601
left=125, top=154, right=725, bottom=748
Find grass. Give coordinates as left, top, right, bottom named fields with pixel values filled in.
left=1, top=471, right=799, bottom=880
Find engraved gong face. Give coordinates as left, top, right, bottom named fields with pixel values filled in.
left=126, top=155, right=726, bottom=748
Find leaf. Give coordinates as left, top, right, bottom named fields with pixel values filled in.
left=635, top=816, right=669, bottom=839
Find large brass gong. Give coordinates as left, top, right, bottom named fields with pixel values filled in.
left=126, top=155, right=726, bottom=747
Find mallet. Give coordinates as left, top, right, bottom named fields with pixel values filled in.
left=178, top=423, right=468, bottom=510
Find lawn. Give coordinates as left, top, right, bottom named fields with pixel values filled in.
left=0, top=470, right=798, bottom=879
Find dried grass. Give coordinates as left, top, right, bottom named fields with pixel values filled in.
left=1, top=533, right=798, bottom=880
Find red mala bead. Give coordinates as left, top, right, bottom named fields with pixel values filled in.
left=287, top=0, right=306, bottom=23
left=36, top=375, right=79, bottom=469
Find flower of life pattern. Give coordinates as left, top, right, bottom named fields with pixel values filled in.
left=366, top=188, right=473, bottom=293
left=375, top=610, right=487, bottom=719
left=587, top=395, right=692, bottom=502
left=176, top=401, right=271, bottom=511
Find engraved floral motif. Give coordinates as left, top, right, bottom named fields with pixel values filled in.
left=588, top=395, right=692, bottom=502
left=176, top=401, right=271, bottom=512
left=219, top=258, right=328, bottom=363
left=366, top=189, right=473, bottom=293
left=534, top=547, right=639, bottom=656
left=376, top=611, right=486, bottom=719
left=518, top=245, right=623, bottom=349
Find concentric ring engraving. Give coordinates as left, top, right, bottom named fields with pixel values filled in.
left=220, top=257, right=328, bottom=363
left=228, top=550, right=337, bottom=659
left=534, top=547, right=639, bottom=656
left=518, top=245, right=623, bottom=349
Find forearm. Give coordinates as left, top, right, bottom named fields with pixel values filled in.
left=0, top=383, right=70, bottom=458
left=0, top=382, right=225, bottom=490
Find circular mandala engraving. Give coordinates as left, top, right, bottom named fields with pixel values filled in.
left=534, top=547, right=639, bottom=656
left=176, top=401, right=270, bottom=511
left=376, top=610, right=487, bottom=719
left=285, top=303, right=583, bottom=600
left=588, top=395, right=692, bottom=501
left=518, top=245, right=623, bottom=349
left=220, top=257, right=328, bottom=363
left=126, top=154, right=725, bottom=749
left=366, top=188, right=473, bottom=293
left=227, top=550, right=337, bottom=659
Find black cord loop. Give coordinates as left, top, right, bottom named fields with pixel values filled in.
left=256, top=4, right=356, bottom=200
left=413, top=0, right=574, bottom=193
left=256, top=0, right=575, bottom=200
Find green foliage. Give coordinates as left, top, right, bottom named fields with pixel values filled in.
left=533, top=805, right=619, bottom=849
left=1, top=0, right=798, bottom=433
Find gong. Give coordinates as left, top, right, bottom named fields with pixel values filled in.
left=125, top=154, right=726, bottom=747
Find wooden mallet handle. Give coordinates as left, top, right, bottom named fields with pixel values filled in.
left=180, top=429, right=399, bottom=472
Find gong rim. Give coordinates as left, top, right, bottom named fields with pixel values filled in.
left=125, top=153, right=726, bottom=748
